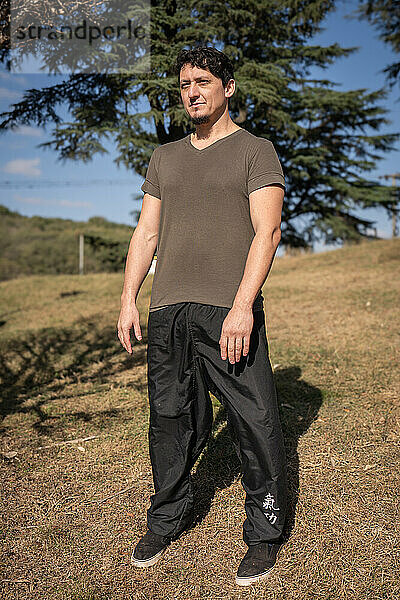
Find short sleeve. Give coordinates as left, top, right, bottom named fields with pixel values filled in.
left=141, top=147, right=161, bottom=199
left=247, top=139, right=285, bottom=195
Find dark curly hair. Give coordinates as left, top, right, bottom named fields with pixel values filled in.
left=174, top=46, right=235, bottom=89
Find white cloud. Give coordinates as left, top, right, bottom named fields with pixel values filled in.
left=59, top=199, right=94, bottom=208
left=13, top=195, right=49, bottom=206
left=376, top=227, right=391, bottom=239
left=0, top=87, right=22, bottom=100
left=14, top=125, right=43, bottom=137
left=13, top=194, right=93, bottom=209
left=2, top=158, right=41, bottom=176
left=0, top=72, right=30, bottom=86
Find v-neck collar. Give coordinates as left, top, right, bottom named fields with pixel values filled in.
left=185, top=128, right=246, bottom=153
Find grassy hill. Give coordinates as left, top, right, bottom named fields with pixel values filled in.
left=0, top=205, right=134, bottom=281
left=0, top=237, right=399, bottom=599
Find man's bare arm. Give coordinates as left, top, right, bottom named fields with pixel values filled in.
left=117, top=193, right=161, bottom=353
left=233, top=184, right=284, bottom=311
left=219, top=184, right=284, bottom=363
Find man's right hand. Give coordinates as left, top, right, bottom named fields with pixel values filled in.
left=117, top=301, right=142, bottom=354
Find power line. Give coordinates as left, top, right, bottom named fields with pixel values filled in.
left=0, top=178, right=138, bottom=189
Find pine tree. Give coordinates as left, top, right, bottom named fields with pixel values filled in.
left=356, top=0, right=400, bottom=97
left=1, top=1, right=398, bottom=249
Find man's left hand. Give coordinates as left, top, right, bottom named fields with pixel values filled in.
left=219, top=306, right=254, bottom=363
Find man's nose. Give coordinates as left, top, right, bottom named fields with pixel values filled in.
left=188, top=84, right=200, bottom=99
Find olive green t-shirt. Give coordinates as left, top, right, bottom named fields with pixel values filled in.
left=140, top=128, right=285, bottom=312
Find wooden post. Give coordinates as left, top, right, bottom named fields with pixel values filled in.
left=391, top=174, right=398, bottom=238
left=79, top=233, right=84, bottom=275
left=379, top=173, right=400, bottom=238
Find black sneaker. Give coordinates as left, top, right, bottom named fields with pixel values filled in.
left=131, top=529, right=171, bottom=568
left=235, top=541, right=283, bottom=586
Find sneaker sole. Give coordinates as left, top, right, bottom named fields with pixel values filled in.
left=131, top=546, right=167, bottom=568
left=235, top=543, right=283, bottom=586
left=235, top=566, right=274, bottom=586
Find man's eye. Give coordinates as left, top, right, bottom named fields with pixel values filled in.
left=181, top=81, right=209, bottom=88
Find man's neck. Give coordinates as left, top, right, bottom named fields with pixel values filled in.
left=192, top=122, right=242, bottom=143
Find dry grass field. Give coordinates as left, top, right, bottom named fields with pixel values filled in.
left=0, top=238, right=399, bottom=600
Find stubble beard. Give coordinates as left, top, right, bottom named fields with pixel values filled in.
left=190, top=114, right=210, bottom=125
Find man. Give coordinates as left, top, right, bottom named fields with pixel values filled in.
left=117, top=46, right=288, bottom=587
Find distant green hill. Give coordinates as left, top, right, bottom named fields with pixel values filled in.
left=0, top=205, right=134, bottom=281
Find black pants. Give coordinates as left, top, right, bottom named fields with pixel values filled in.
left=146, top=302, right=288, bottom=546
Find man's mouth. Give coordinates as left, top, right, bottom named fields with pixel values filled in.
left=191, top=103, right=205, bottom=106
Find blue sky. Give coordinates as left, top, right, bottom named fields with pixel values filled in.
left=0, top=0, right=399, bottom=256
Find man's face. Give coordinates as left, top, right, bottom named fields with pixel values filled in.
left=179, top=63, right=234, bottom=125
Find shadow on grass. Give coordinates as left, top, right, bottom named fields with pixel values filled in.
left=187, top=366, right=322, bottom=544
left=1, top=313, right=322, bottom=546
left=0, top=315, right=148, bottom=430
